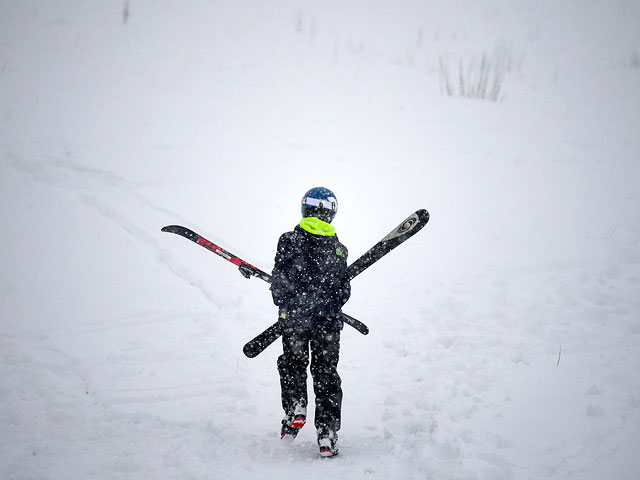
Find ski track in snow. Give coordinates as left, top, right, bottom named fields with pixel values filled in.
left=6, top=153, right=225, bottom=306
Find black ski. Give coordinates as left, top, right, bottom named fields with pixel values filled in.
left=347, top=209, right=429, bottom=279
left=242, top=312, right=367, bottom=358
left=242, top=322, right=280, bottom=358
left=242, top=209, right=430, bottom=357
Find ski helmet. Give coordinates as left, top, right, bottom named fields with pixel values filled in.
left=301, top=187, right=338, bottom=223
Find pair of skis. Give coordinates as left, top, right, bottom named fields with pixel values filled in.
left=162, top=208, right=429, bottom=358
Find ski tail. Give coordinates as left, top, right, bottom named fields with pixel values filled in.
left=243, top=323, right=282, bottom=358
left=342, top=313, right=368, bottom=335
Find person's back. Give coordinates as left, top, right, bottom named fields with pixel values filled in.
left=271, top=216, right=350, bottom=328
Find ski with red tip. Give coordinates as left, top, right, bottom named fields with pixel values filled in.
left=161, top=225, right=271, bottom=282
left=160, top=225, right=369, bottom=349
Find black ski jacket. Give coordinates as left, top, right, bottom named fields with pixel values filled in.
left=270, top=218, right=351, bottom=331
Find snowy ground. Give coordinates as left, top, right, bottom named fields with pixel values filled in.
left=1, top=1, right=639, bottom=479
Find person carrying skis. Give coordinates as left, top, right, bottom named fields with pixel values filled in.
left=270, top=186, right=351, bottom=457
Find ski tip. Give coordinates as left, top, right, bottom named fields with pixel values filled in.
left=417, top=209, right=429, bottom=224
left=161, top=225, right=199, bottom=241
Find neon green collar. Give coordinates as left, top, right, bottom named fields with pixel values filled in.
left=299, top=217, right=336, bottom=236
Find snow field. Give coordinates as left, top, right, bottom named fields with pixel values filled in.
left=1, top=1, right=640, bottom=478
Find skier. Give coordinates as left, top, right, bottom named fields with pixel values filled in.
left=270, top=187, right=351, bottom=457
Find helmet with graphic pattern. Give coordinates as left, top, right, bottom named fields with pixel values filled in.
left=301, top=187, right=338, bottom=223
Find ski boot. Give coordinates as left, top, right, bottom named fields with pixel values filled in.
left=317, top=425, right=339, bottom=457
left=280, top=399, right=306, bottom=441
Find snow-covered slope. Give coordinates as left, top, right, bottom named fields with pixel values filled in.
left=1, top=1, right=639, bottom=478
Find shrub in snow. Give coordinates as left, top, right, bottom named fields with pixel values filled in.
left=439, top=47, right=513, bottom=102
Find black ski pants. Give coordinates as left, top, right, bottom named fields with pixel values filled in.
left=277, top=325, right=342, bottom=432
